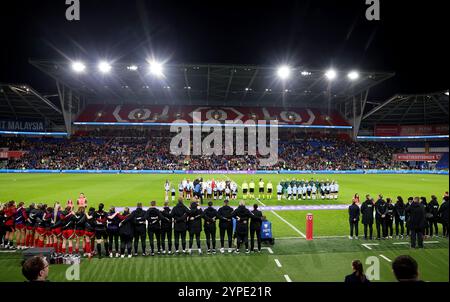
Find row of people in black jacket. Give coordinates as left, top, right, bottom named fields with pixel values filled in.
left=110, top=198, right=264, bottom=258
left=348, top=193, right=449, bottom=243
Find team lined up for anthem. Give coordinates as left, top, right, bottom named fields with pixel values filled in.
left=166, top=178, right=339, bottom=202
left=0, top=195, right=267, bottom=258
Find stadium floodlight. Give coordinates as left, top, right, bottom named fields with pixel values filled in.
left=277, top=65, right=291, bottom=80
left=347, top=71, right=360, bottom=81
left=127, top=65, right=138, bottom=71
left=325, top=69, right=337, bottom=80
left=98, top=61, right=112, bottom=74
left=148, top=61, right=164, bottom=77
left=445, top=91, right=449, bottom=96
left=71, top=61, right=86, bottom=73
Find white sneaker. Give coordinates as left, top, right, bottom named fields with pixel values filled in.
left=121, top=255, right=125, bottom=258
left=348, top=236, right=353, bottom=240
left=228, top=248, right=232, bottom=253
left=198, top=249, right=202, bottom=255
left=128, top=254, right=132, bottom=258
left=116, top=253, right=120, bottom=258
left=109, top=253, right=113, bottom=258
left=220, top=248, right=224, bottom=254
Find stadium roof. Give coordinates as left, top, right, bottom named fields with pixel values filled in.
left=0, top=83, right=65, bottom=128
left=30, top=60, right=394, bottom=108
left=362, top=91, right=449, bottom=126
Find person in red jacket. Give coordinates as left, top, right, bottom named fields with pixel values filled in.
left=3, top=201, right=17, bottom=249
left=14, top=202, right=28, bottom=249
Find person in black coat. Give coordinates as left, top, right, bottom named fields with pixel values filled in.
left=420, top=197, right=429, bottom=237
left=118, top=207, right=133, bottom=257
left=203, top=201, right=218, bottom=254
left=160, top=202, right=173, bottom=254
left=344, top=260, right=370, bottom=284
left=232, top=201, right=254, bottom=254
left=146, top=201, right=168, bottom=256
left=405, top=197, right=414, bottom=237
left=438, top=196, right=449, bottom=237
left=171, top=198, right=190, bottom=253
left=394, top=196, right=406, bottom=238
left=360, top=195, right=374, bottom=240
left=132, top=203, right=147, bottom=256
left=348, top=199, right=360, bottom=239
left=218, top=199, right=234, bottom=253
left=107, top=206, right=121, bottom=258
left=386, top=198, right=395, bottom=239
left=187, top=202, right=203, bottom=254
left=375, top=195, right=387, bottom=240
left=250, top=204, right=263, bottom=252
left=427, top=195, right=440, bottom=237
left=406, top=197, right=426, bottom=248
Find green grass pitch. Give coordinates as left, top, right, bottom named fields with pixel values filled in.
left=0, top=173, right=448, bottom=282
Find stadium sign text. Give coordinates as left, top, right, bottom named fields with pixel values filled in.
left=366, top=0, right=380, bottom=21
left=170, top=112, right=278, bottom=167
left=65, top=0, right=80, bottom=21
left=0, top=120, right=45, bottom=132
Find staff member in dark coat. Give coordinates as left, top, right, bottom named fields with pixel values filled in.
left=160, top=202, right=173, bottom=255
left=118, top=208, right=133, bottom=258
left=386, top=198, right=395, bottom=239
left=132, top=203, right=147, bottom=256
left=405, top=197, right=414, bottom=237
left=187, top=202, right=203, bottom=254
left=375, top=195, right=387, bottom=240
left=420, top=197, right=429, bottom=237
left=203, top=201, right=218, bottom=254
left=250, top=204, right=263, bottom=252
left=427, top=195, right=440, bottom=237
left=407, top=197, right=426, bottom=248
left=394, top=196, right=406, bottom=238
left=348, top=199, right=360, bottom=239
left=360, top=195, right=374, bottom=240
left=218, top=199, right=234, bottom=253
left=171, top=198, right=189, bottom=254
left=438, top=196, right=449, bottom=237
left=232, top=201, right=254, bottom=254
left=146, top=201, right=168, bottom=256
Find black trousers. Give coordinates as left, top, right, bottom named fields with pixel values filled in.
left=120, top=234, right=133, bottom=255
left=161, top=228, right=172, bottom=251
left=236, top=232, right=248, bottom=250
left=442, top=222, right=448, bottom=237
left=148, top=229, right=161, bottom=253
left=386, top=219, right=394, bottom=237
left=189, top=230, right=201, bottom=249
left=376, top=218, right=386, bottom=239
left=395, top=219, right=405, bottom=236
left=219, top=224, right=233, bottom=248
left=205, top=226, right=216, bottom=250
left=134, top=229, right=146, bottom=254
left=428, top=219, right=438, bottom=236
left=174, top=230, right=187, bottom=251
left=350, top=221, right=359, bottom=237
left=406, top=219, right=411, bottom=236
left=250, top=228, right=261, bottom=251
left=410, top=228, right=424, bottom=248
left=363, top=223, right=373, bottom=239
left=95, top=230, right=109, bottom=255
left=108, top=229, right=119, bottom=252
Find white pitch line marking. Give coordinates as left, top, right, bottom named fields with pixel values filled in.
left=256, top=198, right=307, bottom=239
left=262, top=247, right=274, bottom=254
left=284, top=275, right=292, bottom=282
left=424, top=241, right=440, bottom=244
left=361, top=243, right=379, bottom=250
left=379, top=254, right=392, bottom=262
left=393, top=242, right=409, bottom=245
left=274, top=259, right=282, bottom=268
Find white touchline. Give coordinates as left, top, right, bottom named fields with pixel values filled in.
left=361, top=243, right=379, bottom=250
left=393, top=242, right=409, bottom=245
left=262, top=247, right=274, bottom=254
left=424, top=241, right=440, bottom=244
left=256, top=198, right=307, bottom=239
left=274, top=259, right=282, bottom=268
left=284, top=275, right=292, bottom=282
left=379, top=254, right=392, bottom=262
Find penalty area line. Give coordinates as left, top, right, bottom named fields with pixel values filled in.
left=379, top=254, right=392, bottom=262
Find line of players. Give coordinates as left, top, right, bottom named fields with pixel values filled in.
left=165, top=178, right=339, bottom=202
left=277, top=179, right=339, bottom=201
left=0, top=196, right=267, bottom=258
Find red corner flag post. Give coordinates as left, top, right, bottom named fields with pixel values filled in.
left=306, top=213, right=313, bottom=240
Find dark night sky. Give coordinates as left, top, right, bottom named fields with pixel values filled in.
left=0, top=0, right=448, bottom=101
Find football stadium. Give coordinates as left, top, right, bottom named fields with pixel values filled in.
left=0, top=0, right=449, bottom=290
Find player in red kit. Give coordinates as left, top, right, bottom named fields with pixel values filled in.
left=60, top=206, right=76, bottom=255
left=3, top=201, right=17, bottom=249
left=77, top=193, right=87, bottom=208
left=14, top=202, right=28, bottom=249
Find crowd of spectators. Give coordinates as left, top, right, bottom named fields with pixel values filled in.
left=1, top=131, right=414, bottom=171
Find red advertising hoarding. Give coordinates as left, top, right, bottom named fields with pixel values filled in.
left=393, top=153, right=442, bottom=161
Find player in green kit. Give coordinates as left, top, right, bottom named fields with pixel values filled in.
left=242, top=181, right=249, bottom=200
left=258, top=179, right=265, bottom=199
left=266, top=181, right=273, bottom=199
